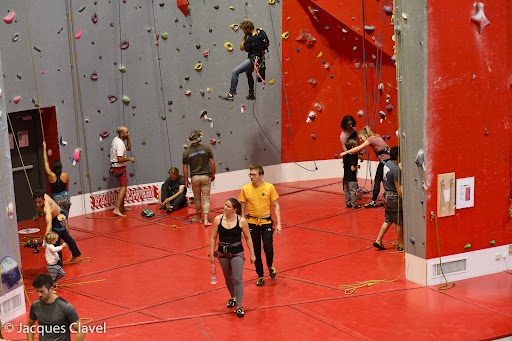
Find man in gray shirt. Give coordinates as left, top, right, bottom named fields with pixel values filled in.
left=373, top=146, right=404, bottom=251
left=27, top=274, right=85, bottom=341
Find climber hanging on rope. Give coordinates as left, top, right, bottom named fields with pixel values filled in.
left=220, top=20, right=269, bottom=101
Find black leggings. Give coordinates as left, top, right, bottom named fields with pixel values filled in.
left=372, top=161, right=385, bottom=202
left=249, top=223, right=274, bottom=278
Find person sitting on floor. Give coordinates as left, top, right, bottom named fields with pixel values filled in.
left=158, top=167, right=188, bottom=214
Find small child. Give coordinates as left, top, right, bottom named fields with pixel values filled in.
left=43, top=232, right=67, bottom=283
left=343, top=139, right=360, bottom=209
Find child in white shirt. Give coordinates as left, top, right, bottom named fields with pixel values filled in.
left=43, top=232, right=67, bottom=282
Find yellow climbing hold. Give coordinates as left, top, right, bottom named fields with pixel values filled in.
left=282, top=31, right=290, bottom=40
left=230, top=24, right=239, bottom=31
left=224, top=42, right=234, bottom=51
left=284, top=71, right=288, bottom=75
left=219, top=161, right=222, bottom=164
left=207, top=88, right=211, bottom=93
left=287, top=16, right=291, bottom=20
left=194, top=63, right=203, bottom=71
left=317, top=52, right=323, bottom=58
left=268, top=79, right=275, bottom=84
left=268, top=0, right=275, bottom=4
left=286, top=58, right=290, bottom=62
left=229, top=6, right=235, bottom=10
left=230, top=105, right=234, bottom=109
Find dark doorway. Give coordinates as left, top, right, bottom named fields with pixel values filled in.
left=8, top=109, right=46, bottom=221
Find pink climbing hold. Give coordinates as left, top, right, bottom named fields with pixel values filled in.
left=40, top=70, right=44, bottom=75
left=308, top=78, right=317, bottom=87
left=47, top=149, right=53, bottom=157
left=74, top=30, right=82, bottom=39
left=314, top=103, right=323, bottom=112
left=108, top=95, right=118, bottom=103
left=73, top=148, right=81, bottom=162
left=3, top=11, right=15, bottom=24
left=99, top=131, right=109, bottom=139
left=13, top=96, right=21, bottom=104
left=120, top=40, right=129, bottom=50
left=91, top=13, right=98, bottom=24
left=90, top=72, right=98, bottom=81
left=203, top=50, right=209, bottom=58
left=131, top=105, right=136, bottom=109
left=383, top=5, right=393, bottom=16
left=364, top=25, right=375, bottom=34
left=386, top=104, right=393, bottom=112
left=471, top=2, right=491, bottom=33
left=129, top=172, right=135, bottom=177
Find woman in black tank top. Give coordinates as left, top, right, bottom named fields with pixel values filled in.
left=209, top=198, right=255, bottom=317
left=43, top=142, right=71, bottom=217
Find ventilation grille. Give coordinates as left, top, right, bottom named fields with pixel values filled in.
left=433, top=259, right=466, bottom=277
left=0, top=294, right=22, bottom=317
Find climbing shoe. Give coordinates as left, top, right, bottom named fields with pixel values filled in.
left=256, top=277, right=265, bottom=286
left=373, top=242, right=386, bottom=251
left=219, top=93, right=234, bottom=101
left=364, top=201, right=377, bottom=208
left=246, top=93, right=256, bottom=100
left=227, top=298, right=236, bottom=308
left=353, top=205, right=361, bottom=209
left=397, top=247, right=404, bottom=252
left=269, top=266, right=277, bottom=279
left=235, top=306, right=245, bottom=317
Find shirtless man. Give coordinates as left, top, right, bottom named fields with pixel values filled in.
left=33, top=189, right=81, bottom=266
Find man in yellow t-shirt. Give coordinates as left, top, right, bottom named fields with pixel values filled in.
left=239, top=164, right=282, bottom=287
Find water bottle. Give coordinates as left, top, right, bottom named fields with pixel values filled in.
left=210, top=262, right=217, bottom=284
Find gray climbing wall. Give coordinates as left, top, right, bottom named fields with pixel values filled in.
left=0, top=1, right=282, bottom=197
left=0, top=52, right=25, bottom=318
left=397, top=2, right=427, bottom=259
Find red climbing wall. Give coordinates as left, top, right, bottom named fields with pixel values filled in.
left=281, top=0, right=398, bottom=162
left=425, top=1, right=512, bottom=258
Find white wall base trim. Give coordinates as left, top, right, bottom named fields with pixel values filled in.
left=0, top=285, right=26, bottom=324
left=406, top=245, right=511, bottom=286
left=68, top=159, right=381, bottom=217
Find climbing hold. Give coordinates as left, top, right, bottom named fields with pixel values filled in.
left=357, top=110, right=364, bottom=117
left=99, top=131, right=109, bottom=141
left=311, top=134, right=316, bottom=139
left=308, top=111, right=316, bottom=119
left=214, top=5, right=219, bottom=9
left=386, top=103, right=393, bottom=112
left=391, top=55, right=396, bottom=63
left=40, top=70, right=44, bottom=75
left=471, top=2, right=491, bottom=33
left=131, top=105, right=136, bottom=109
left=207, top=88, right=211, bottom=93
left=369, top=63, right=374, bottom=69
left=268, top=79, right=275, bottom=85
left=142, top=141, right=146, bottom=145
left=184, top=76, right=190, bottom=80
left=317, top=52, right=323, bottom=58
left=11, top=33, right=19, bottom=42
left=364, top=25, right=375, bottom=34
left=103, top=176, right=108, bottom=182
left=159, top=2, right=165, bottom=6
left=183, top=144, right=188, bottom=149
left=74, top=30, right=82, bottom=39
left=91, top=13, right=98, bottom=23
left=353, top=46, right=358, bottom=51
left=282, top=32, right=290, bottom=40
left=3, top=11, right=15, bottom=24
left=383, top=5, right=393, bottom=16
left=78, top=6, right=86, bottom=12
left=355, top=62, right=360, bottom=70
left=0, top=89, right=2, bottom=99
left=308, top=78, right=317, bottom=87
left=161, top=116, right=166, bottom=120
left=120, top=40, right=130, bottom=50
left=379, top=111, right=386, bottom=120
left=195, top=44, right=201, bottom=49
left=203, top=50, right=209, bottom=58
left=147, top=27, right=152, bottom=32
left=199, top=90, right=205, bottom=96
left=410, top=237, right=416, bottom=244
left=108, top=95, right=118, bottom=103
left=314, top=103, right=323, bottom=112
left=268, top=0, right=275, bottom=4
left=13, top=96, right=21, bottom=104
left=185, top=90, right=192, bottom=96
left=296, top=29, right=316, bottom=48
left=484, top=128, right=489, bottom=135
left=161, top=32, right=168, bottom=40
left=73, top=148, right=81, bottom=166
left=209, top=138, right=216, bottom=145
left=489, top=240, right=495, bottom=245
left=464, top=243, right=471, bottom=249
left=122, top=96, right=130, bottom=104
left=119, top=65, right=126, bottom=73
left=472, top=74, right=476, bottom=79
left=229, top=6, right=235, bottom=10
left=194, top=63, right=203, bottom=71
left=287, top=16, right=291, bottom=20
left=324, top=63, right=330, bottom=70
left=378, top=83, right=384, bottom=92
left=77, top=190, right=82, bottom=194
left=230, top=24, right=239, bottom=31
left=224, top=42, right=233, bottom=51
left=329, top=75, right=334, bottom=78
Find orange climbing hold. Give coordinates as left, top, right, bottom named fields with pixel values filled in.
left=177, top=0, right=189, bottom=17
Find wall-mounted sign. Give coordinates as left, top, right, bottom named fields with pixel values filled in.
left=456, top=177, right=475, bottom=209
left=18, top=131, right=29, bottom=148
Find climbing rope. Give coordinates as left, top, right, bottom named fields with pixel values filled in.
left=430, top=213, right=455, bottom=290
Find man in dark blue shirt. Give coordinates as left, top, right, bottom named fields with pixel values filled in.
left=158, top=167, right=187, bottom=214
left=220, top=20, right=269, bottom=101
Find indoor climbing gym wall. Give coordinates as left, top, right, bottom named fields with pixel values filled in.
left=398, top=0, right=512, bottom=285
left=0, top=0, right=282, bottom=213
left=0, top=56, right=26, bottom=323
left=281, top=0, right=398, bottom=163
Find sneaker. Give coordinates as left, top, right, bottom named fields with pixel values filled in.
left=353, top=205, right=361, bottom=209
left=246, top=93, right=255, bottom=100
left=227, top=298, right=236, bottom=308
left=219, top=93, right=234, bottom=101
left=269, top=266, right=277, bottom=279
left=235, top=306, right=245, bottom=317
left=397, top=247, right=404, bottom=252
left=256, top=277, right=265, bottom=286
left=364, top=201, right=377, bottom=208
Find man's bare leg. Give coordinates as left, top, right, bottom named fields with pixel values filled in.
left=203, top=213, right=211, bottom=226
left=375, top=221, right=392, bottom=246
left=114, top=187, right=127, bottom=217
left=396, top=224, right=404, bottom=249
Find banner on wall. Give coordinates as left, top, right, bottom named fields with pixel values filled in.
left=90, top=185, right=159, bottom=210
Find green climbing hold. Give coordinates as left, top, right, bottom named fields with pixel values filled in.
left=464, top=243, right=471, bottom=249
left=122, top=95, right=130, bottom=104
left=179, top=85, right=183, bottom=88
left=489, top=240, right=496, bottom=245
left=147, top=27, right=152, bottom=32
left=161, top=116, right=166, bottom=120
left=145, top=81, right=148, bottom=84
left=142, top=141, right=146, bottom=145
left=119, top=65, right=127, bottom=73
left=98, top=186, right=102, bottom=190
left=161, top=32, right=168, bottom=40
left=176, top=48, right=180, bottom=51
left=132, top=113, right=135, bottom=116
